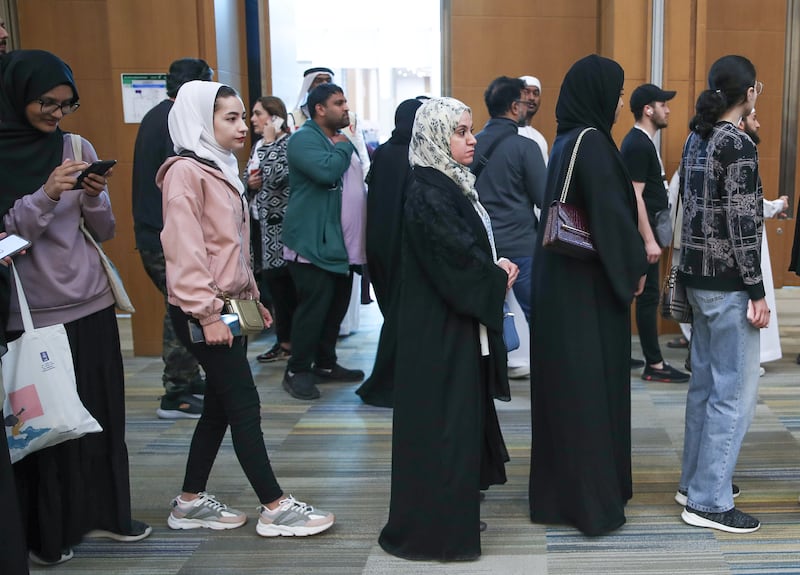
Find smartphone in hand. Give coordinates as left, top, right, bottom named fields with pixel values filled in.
left=75, top=160, right=117, bottom=187
left=188, top=314, right=241, bottom=343
left=0, top=234, right=31, bottom=259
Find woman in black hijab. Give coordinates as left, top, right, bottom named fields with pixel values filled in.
left=0, top=50, right=150, bottom=566
left=356, top=98, right=423, bottom=408
left=528, top=55, right=647, bottom=536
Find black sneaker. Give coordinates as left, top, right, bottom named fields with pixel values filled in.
left=157, top=393, right=203, bottom=419
left=29, top=548, right=74, bottom=566
left=630, top=358, right=645, bottom=369
left=674, top=484, right=740, bottom=506
left=681, top=505, right=760, bottom=533
left=642, top=362, right=690, bottom=383
left=282, top=371, right=320, bottom=400
left=313, top=363, right=365, bottom=382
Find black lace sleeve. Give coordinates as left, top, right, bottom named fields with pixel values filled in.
left=403, top=178, right=506, bottom=331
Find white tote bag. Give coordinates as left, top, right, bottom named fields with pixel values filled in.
left=2, top=264, right=102, bottom=463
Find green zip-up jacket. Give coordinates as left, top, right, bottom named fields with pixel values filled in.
left=283, top=119, right=355, bottom=275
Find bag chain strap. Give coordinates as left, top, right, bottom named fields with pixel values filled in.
left=559, top=127, right=596, bottom=203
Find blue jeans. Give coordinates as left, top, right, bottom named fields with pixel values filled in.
left=509, top=256, right=532, bottom=324
left=679, top=289, right=760, bottom=512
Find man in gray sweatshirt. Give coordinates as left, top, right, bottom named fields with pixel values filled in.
left=474, top=76, right=546, bottom=325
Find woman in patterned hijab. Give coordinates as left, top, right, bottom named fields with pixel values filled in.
left=379, top=97, right=516, bottom=562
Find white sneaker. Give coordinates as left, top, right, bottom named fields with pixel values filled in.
left=256, top=495, right=334, bottom=537
left=168, top=492, right=247, bottom=530
left=508, top=366, right=530, bottom=379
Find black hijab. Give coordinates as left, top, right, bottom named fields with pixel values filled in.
left=389, top=99, right=423, bottom=145
left=555, top=54, right=623, bottom=141
left=0, top=50, right=79, bottom=223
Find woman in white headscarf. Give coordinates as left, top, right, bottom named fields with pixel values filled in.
left=378, top=97, right=517, bottom=561
left=157, top=81, right=334, bottom=538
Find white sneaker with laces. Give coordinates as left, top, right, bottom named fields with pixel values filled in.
left=256, top=495, right=334, bottom=537
left=168, top=492, right=247, bottom=530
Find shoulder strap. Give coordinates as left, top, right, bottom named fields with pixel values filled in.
left=471, top=130, right=516, bottom=179
left=69, top=133, right=82, bottom=162
left=559, top=127, right=595, bottom=202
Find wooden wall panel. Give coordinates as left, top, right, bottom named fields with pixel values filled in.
left=450, top=0, right=599, bottom=139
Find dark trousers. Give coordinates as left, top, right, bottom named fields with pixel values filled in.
left=139, top=249, right=202, bottom=397
left=263, top=267, right=297, bottom=345
left=287, top=262, right=353, bottom=373
left=168, top=305, right=282, bottom=504
left=635, top=261, right=663, bottom=365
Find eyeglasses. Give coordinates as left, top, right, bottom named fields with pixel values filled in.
left=38, top=98, right=80, bottom=116
left=753, top=81, right=764, bottom=95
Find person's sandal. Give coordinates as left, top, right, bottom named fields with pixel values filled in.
left=257, top=343, right=291, bottom=363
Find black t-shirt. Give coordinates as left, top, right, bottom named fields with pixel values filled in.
left=620, top=127, right=668, bottom=216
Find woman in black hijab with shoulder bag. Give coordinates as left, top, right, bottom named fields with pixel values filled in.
left=0, top=49, right=149, bottom=566
left=528, top=55, right=648, bottom=536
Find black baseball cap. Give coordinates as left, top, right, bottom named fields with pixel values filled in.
left=630, top=83, right=676, bottom=114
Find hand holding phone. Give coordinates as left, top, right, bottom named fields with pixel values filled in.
left=76, top=160, right=117, bottom=187
left=0, top=233, right=30, bottom=260
left=271, top=116, right=284, bottom=131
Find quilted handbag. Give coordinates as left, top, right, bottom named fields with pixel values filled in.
left=661, top=265, right=693, bottom=323
left=542, top=127, right=597, bottom=260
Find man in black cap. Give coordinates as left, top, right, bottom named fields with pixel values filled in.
left=132, top=58, right=214, bottom=419
left=621, top=83, right=689, bottom=383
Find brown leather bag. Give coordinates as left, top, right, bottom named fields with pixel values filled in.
left=542, top=127, right=598, bottom=260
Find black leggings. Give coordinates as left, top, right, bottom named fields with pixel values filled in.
left=169, top=305, right=282, bottom=504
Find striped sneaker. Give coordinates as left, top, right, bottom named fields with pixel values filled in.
left=168, top=492, right=247, bottom=530
left=256, top=495, right=334, bottom=537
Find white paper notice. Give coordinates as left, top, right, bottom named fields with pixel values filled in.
left=121, top=74, right=168, bottom=123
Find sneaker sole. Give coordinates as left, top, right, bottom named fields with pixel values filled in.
left=85, top=525, right=152, bottom=542
left=282, top=378, right=320, bottom=400
left=256, top=517, right=334, bottom=537
left=313, top=373, right=364, bottom=383
left=680, top=509, right=760, bottom=533
left=641, top=375, right=691, bottom=383
left=156, top=409, right=201, bottom=420
left=168, top=514, right=247, bottom=531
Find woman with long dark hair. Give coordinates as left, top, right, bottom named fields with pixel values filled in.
left=676, top=55, right=766, bottom=534
left=528, top=55, right=647, bottom=536
left=247, top=96, right=296, bottom=364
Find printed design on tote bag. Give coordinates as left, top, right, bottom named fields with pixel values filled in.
left=4, top=383, right=50, bottom=450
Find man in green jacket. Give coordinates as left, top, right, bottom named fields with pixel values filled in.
left=282, top=83, right=365, bottom=400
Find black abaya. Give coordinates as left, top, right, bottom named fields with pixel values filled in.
left=528, top=56, right=648, bottom=536
left=357, top=99, right=422, bottom=408
left=378, top=166, right=509, bottom=561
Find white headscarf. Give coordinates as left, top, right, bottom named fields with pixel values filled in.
left=520, top=75, right=542, bottom=92
left=168, top=80, right=245, bottom=196
left=295, top=68, right=335, bottom=114
left=409, top=97, right=497, bottom=260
